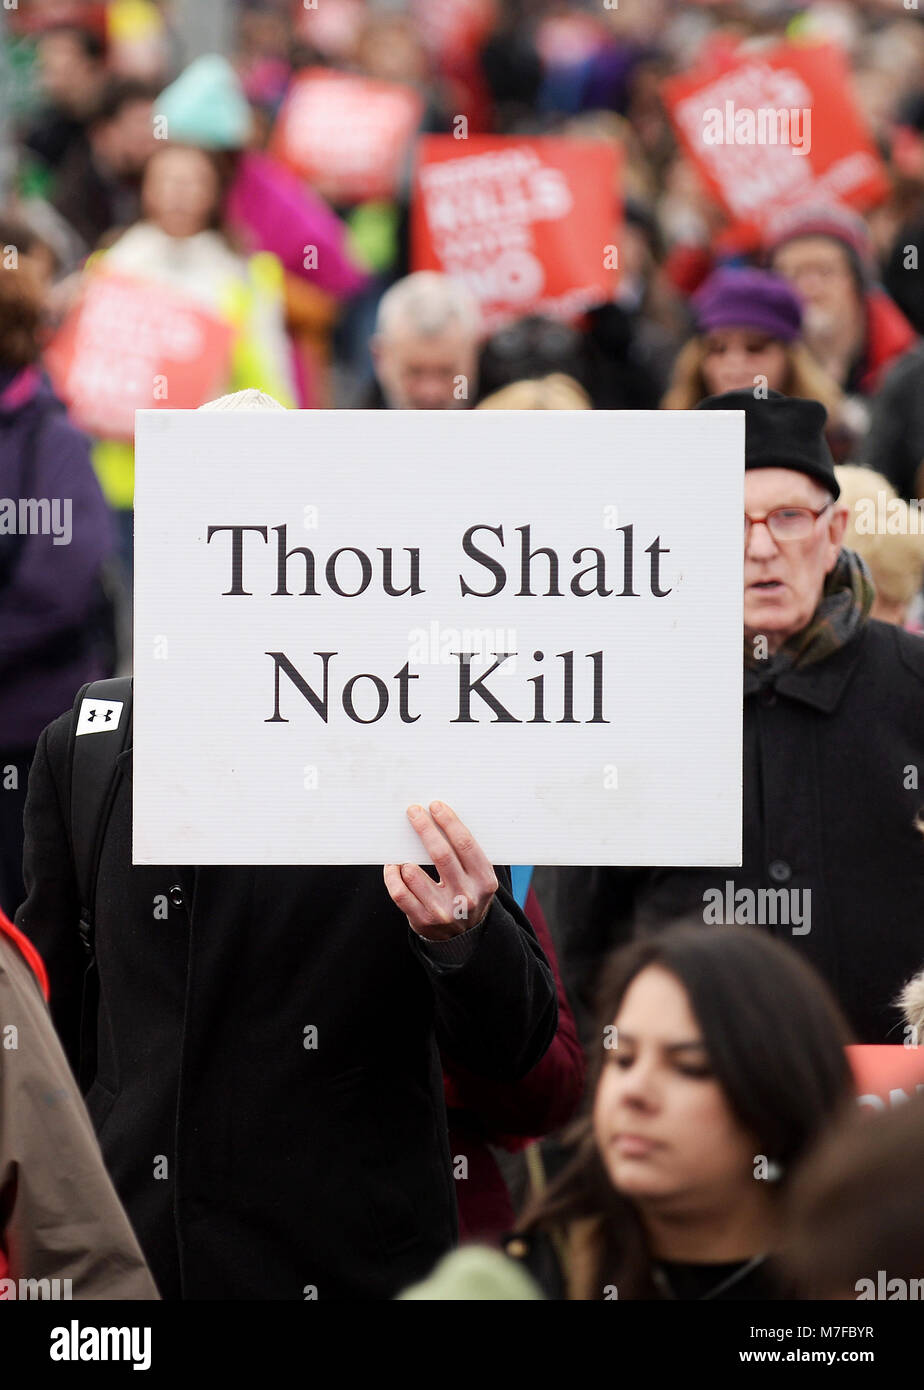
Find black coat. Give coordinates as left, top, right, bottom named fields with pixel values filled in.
left=538, top=619, right=924, bottom=1045
left=17, top=709, right=557, bottom=1301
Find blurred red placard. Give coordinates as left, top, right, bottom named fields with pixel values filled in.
left=270, top=67, right=423, bottom=204
left=45, top=272, right=233, bottom=440
left=663, top=42, right=890, bottom=243
left=848, top=1045, right=924, bottom=1110
left=412, top=135, right=621, bottom=334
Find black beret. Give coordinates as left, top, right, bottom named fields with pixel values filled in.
left=696, top=388, right=839, bottom=499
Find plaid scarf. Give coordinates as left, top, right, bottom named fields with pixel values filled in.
left=745, top=548, right=874, bottom=681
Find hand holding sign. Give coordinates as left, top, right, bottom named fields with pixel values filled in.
left=384, top=801, right=499, bottom=941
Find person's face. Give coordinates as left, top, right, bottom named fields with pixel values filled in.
left=594, top=967, right=758, bottom=1206
left=771, top=237, right=861, bottom=337
left=373, top=326, right=477, bottom=410
left=701, top=328, right=789, bottom=396
left=744, top=468, right=847, bottom=651
left=142, top=147, right=220, bottom=240
left=95, top=99, right=157, bottom=178
left=37, top=32, right=102, bottom=112
left=356, top=20, right=428, bottom=86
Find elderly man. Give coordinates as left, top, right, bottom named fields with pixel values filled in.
left=765, top=205, right=915, bottom=401
left=371, top=271, right=480, bottom=409
left=538, top=388, right=924, bottom=1044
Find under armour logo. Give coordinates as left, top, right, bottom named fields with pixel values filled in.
left=76, top=698, right=125, bottom=736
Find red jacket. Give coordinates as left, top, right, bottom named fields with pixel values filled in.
left=858, top=290, right=917, bottom=396
left=443, top=885, right=585, bottom=1242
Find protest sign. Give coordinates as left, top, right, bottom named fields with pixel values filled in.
left=848, top=1046, right=924, bottom=1111
left=270, top=67, right=423, bottom=204
left=133, top=409, right=743, bottom=867
left=45, top=273, right=233, bottom=440
left=664, top=42, right=889, bottom=241
left=411, top=135, right=621, bottom=333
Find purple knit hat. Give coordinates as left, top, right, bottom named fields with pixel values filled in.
left=693, top=268, right=804, bottom=343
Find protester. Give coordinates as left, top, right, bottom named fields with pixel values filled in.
left=84, top=140, right=295, bottom=572
left=50, top=76, right=156, bottom=256
left=400, top=925, right=854, bottom=1300
left=15, top=389, right=557, bottom=1302
left=661, top=268, right=847, bottom=452
left=766, top=205, right=917, bottom=410
left=370, top=271, right=481, bottom=409
left=538, top=390, right=924, bottom=1045
left=0, top=241, right=115, bottom=918
left=836, top=465, right=924, bottom=629
left=0, top=908, right=158, bottom=1299
left=154, top=55, right=369, bottom=405
left=781, top=1093, right=924, bottom=1301
left=20, top=23, right=108, bottom=183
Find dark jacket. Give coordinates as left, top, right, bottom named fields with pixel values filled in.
left=539, top=619, right=924, bottom=1045
left=52, top=140, right=141, bottom=255
left=16, top=708, right=558, bottom=1301
left=864, top=343, right=924, bottom=500
left=0, top=368, right=115, bottom=748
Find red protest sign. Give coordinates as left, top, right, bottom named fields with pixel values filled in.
left=45, top=272, right=233, bottom=440
left=848, top=1045, right=924, bottom=1111
left=664, top=42, right=890, bottom=242
left=270, top=67, right=423, bottom=204
left=412, top=136, right=621, bottom=333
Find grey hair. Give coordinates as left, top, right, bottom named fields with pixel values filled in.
left=198, top=389, right=287, bottom=411
left=375, top=271, right=480, bottom=341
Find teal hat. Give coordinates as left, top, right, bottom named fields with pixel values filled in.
left=156, top=55, right=253, bottom=150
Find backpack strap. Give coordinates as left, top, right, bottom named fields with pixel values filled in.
left=68, top=677, right=133, bottom=959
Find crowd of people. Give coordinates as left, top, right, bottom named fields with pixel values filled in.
left=2, top=0, right=924, bottom=1309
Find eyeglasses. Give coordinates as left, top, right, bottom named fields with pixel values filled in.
left=744, top=501, right=833, bottom=543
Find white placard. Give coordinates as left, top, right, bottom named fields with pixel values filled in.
left=133, top=409, right=743, bottom=866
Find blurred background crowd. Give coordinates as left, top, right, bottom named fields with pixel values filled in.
left=0, top=1, right=923, bottom=567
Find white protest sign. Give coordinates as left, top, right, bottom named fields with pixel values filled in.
left=133, top=409, right=743, bottom=866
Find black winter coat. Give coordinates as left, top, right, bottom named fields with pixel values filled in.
left=16, top=709, right=557, bottom=1301
left=538, top=619, right=924, bottom=1045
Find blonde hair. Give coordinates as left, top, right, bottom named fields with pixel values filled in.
left=198, top=389, right=287, bottom=411
left=836, top=464, right=924, bottom=608
left=661, top=337, right=845, bottom=420
left=476, top=374, right=591, bottom=411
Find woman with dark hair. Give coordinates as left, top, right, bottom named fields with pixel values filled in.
left=400, top=925, right=855, bottom=1301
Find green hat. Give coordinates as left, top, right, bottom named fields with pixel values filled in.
left=156, top=55, right=253, bottom=150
